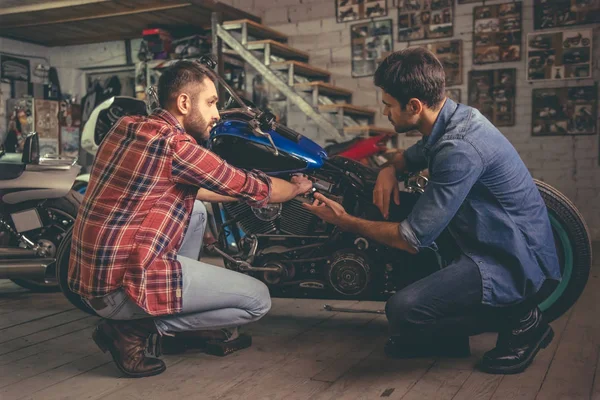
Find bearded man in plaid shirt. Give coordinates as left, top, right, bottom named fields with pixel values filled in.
left=68, top=61, right=313, bottom=378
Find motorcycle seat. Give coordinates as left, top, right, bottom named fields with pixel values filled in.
left=0, top=153, right=26, bottom=180
left=324, top=137, right=362, bottom=156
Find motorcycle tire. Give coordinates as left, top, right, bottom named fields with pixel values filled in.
left=10, top=191, right=82, bottom=293
left=534, top=179, right=592, bottom=322
left=55, top=225, right=97, bottom=316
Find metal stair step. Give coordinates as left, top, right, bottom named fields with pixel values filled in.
left=270, top=61, right=330, bottom=84
left=223, top=19, right=288, bottom=43
left=343, top=125, right=396, bottom=136
left=294, top=81, right=353, bottom=101
left=318, top=103, right=376, bottom=119
left=247, top=40, right=309, bottom=63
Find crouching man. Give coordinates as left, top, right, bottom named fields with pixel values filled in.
left=68, top=61, right=312, bottom=377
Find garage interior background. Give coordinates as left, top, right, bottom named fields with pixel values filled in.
left=0, top=0, right=598, bottom=239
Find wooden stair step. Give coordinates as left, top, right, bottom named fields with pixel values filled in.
left=223, top=19, right=288, bottom=43
left=318, top=103, right=376, bottom=118
left=343, top=125, right=396, bottom=136
left=247, top=40, right=309, bottom=62
left=270, top=61, right=330, bottom=81
left=294, top=81, right=352, bottom=98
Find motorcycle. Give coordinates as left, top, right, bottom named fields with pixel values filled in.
left=56, top=56, right=591, bottom=324
left=0, top=131, right=81, bottom=291
left=324, top=133, right=396, bottom=168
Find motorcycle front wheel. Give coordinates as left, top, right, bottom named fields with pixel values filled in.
left=534, top=179, right=592, bottom=322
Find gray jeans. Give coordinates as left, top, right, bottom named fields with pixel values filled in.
left=84, top=200, right=272, bottom=335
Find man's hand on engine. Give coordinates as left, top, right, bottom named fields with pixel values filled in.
left=291, top=174, right=313, bottom=196
left=303, top=192, right=348, bottom=226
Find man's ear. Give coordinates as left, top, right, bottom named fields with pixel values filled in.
left=176, top=93, right=191, bottom=115
left=408, top=98, right=423, bottom=115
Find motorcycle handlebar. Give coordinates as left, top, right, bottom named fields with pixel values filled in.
left=275, top=124, right=302, bottom=143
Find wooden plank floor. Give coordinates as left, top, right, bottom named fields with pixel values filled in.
left=0, top=243, right=598, bottom=400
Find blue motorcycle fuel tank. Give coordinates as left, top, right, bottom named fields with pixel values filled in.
left=208, top=118, right=328, bottom=175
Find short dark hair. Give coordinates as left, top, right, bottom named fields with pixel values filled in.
left=374, top=47, right=445, bottom=109
left=157, top=60, right=215, bottom=108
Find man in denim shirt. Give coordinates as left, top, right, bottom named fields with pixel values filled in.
left=305, top=47, right=561, bottom=374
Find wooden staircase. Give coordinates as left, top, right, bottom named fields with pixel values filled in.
left=221, top=19, right=394, bottom=142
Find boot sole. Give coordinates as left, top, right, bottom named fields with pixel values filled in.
left=478, top=326, right=554, bottom=375
left=93, top=326, right=167, bottom=378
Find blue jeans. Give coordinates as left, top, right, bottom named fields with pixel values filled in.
left=385, top=253, right=538, bottom=340
left=84, top=201, right=272, bottom=335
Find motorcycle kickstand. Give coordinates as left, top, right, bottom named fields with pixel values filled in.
left=323, top=304, right=385, bottom=315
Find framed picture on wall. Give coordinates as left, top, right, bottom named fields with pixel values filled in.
left=534, top=0, right=600, bottom=30
left=445, top=88, right=461, bottom=103
left=351, top=19, right=394, bottom=77
left=416, top=40, right=462, bottom=86
left=527, top=29, right=592, bottom=81
left=0, top=55, right=30, bottom=82
left=336, top=0, right=388, bottom=23
left=397, top=0, right=453, bottom=42
left=532, top=86, right=597, bottom=136
left=473, top=2, right=522, bottom=65
left=468, top=68, right=516, bottom=127
left=458, top=0, right=480, bottom=3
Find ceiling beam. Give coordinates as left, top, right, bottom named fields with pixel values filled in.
left=0, top=2, right=193, bottom=29
left=0, top=0, right=111, bottom=16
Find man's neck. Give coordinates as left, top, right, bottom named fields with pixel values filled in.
left=417, top=97, right=447, bottom=138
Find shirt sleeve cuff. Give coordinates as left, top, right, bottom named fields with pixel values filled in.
left=245, top=169, right=272, bottom=208
left=399, top=219, right=421, bottom=253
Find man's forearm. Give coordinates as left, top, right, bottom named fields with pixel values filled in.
left=268, top=176, right=302, bottom=203
left=196, top=188, right=238, bottom=203
left=338, top=214, right=417, bottom=254
left=381, top=149, right=407, bottom=173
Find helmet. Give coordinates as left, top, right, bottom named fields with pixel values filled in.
left=81, top=96, right=147, bottom=156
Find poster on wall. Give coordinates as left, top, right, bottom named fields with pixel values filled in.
left=468, top=68, right=516, bottom=127
left=473, top=2, right=522, bottom=65
left=417, top=40, right=462, bottom=86
left=39, top=138, right=59, bottom=156
left=60, top=126, right=80, bottom=157
left=0, top=55, right=30, bottom=82
left=34, top=99, right=60, bottom=140
left=446, top=88, right=461, bottom=103
left=534, top=0, right=600, bottom=30
left=532, top=86, right=597, bottom=136
left=397, top=0, right=453, bottom=42
left=336, top=0, right=388, bottom=23
left=351, top=19, right=393, bottom=77
left=527, top=29, right=592, bottom=81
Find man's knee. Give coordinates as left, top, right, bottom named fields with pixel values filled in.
left=385, top=288, right=429, bottom=327
left=248, top=279, right=272, bottom=319
left=191, top=200, right=207, bottom=230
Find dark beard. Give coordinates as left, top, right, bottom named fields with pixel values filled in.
left=183, top=110, right=209, bottom=142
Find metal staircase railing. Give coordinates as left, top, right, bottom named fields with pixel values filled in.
left=213, top=21, right=343, bottom=140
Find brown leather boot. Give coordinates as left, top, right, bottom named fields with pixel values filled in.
left=92, top=319, right=166, bottom=378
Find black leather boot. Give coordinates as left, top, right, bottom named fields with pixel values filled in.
left=385, top=335, right=471, bottom=359
left=479, top=307, right=554, bottom=374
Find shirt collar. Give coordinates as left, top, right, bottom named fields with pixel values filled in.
left=423, top=97, right=458, bottom=152
left=150, top=108, right=185, bottom=133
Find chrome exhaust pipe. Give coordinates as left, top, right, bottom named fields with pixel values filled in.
left=0, top=247, right=38, bottom=259
left=0, top=258, right=54, bottom=279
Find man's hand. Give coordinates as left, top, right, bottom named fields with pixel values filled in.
left=290, top=174, right=313, bottom=196
left=303, top=192, right=348, bottom=226
left=373, top=165, right=400, bottom=220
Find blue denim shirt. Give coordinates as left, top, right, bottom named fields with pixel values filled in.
left=399, top=98, right=561, bottom=307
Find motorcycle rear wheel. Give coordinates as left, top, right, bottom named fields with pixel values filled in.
left=10, top=191, right=82, bottom=292
left=55, top=225, right=96, bottom=315
left=534, top=179, right=592, bottom=322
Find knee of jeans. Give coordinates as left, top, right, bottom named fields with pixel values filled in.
left=192, top=200, right=207, bottom=230
left=249, top=280, right=272, bottom=318
left=385, top=290, right=428, bottom=327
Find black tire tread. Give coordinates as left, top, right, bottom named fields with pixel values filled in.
left=534, top=179, right=592, bottom=322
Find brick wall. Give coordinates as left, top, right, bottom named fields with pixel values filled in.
left=222, top=0, right=600, bottom=239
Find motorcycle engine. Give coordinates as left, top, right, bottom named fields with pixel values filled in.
left=222, top=176, right=334, bottom=237
left=326, top=250, right=371, bottom=296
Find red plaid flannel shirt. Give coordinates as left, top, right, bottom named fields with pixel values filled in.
left=68, top=109, right=271, bottom=315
